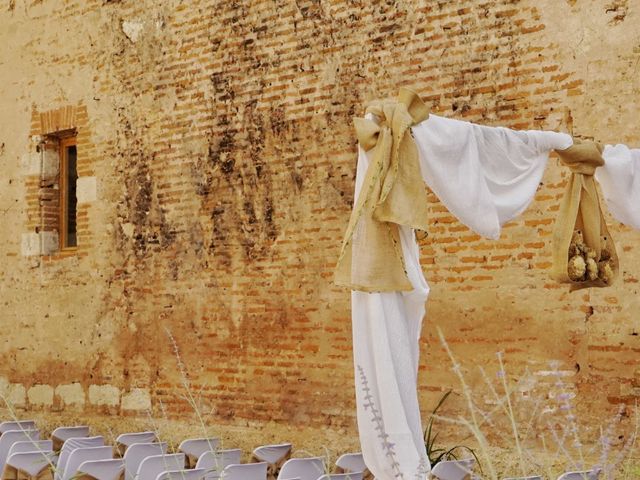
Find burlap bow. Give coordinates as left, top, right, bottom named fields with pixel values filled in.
left=334, top=88, right=430, bottom=292
left=552, top=140, right=619, bottom=287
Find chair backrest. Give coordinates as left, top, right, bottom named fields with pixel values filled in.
left=62, top=446, right=113, bottom=480
left=277, top=458, right=325, bottom=480
left=0, top=430, right=40, bottom=474
left=178, top=438, right=219, bottom=464
left=0, top=421, right=37, bottom=434
left=431, top=458, right=476, bottom=480
left=57, top=436, right=105, bottom=480
left=503, top=477, right=542, bottom=480
left=252, top=444, right=292, bottom=464
left=195, top=450, right=242, bottom=477
left=317, top=474, right=363, bottom=480
left=155, top=469, right=206, bottom=480
left=123, top=443, right=168, bottom=480
left=77, top=458, right=125, bottom=480
left=116, top=433, right=158, bottom=449
left=61, top=446, right=113, bottom=480
left=221, top=463, right=267, bottom=480
left=6, top=450, right=55, bottom=477
left=7, top=440, right=53, bottom=458
left=335, top=454, right=365, bottom=473
left=136, top=453, right=186, bottom=480
left=557, top=469, right=601, bottom=480
left=51, top=426, right=90, bottom=451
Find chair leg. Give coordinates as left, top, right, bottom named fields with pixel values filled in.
left=185, top=454, right=198, bottom=469
left=34, top=468, right=53, bottom=480
left=115, top=443, right=126, bottom=457
left=271, top=451, right=292, bottom=480
left=51, top=436, right=64, bottom=454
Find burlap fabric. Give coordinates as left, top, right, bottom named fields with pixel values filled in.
left=334, top=88, right=430, bottom=292
left=552, top=140, right=619, bottom=288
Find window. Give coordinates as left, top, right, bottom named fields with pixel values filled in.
left=59, top=137, right=78, bottom=249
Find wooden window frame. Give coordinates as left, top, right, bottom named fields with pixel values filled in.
left=59, top=135, right=78, bottom=251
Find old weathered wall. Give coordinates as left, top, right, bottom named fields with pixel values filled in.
left=0, top=0, right=639, bottom=457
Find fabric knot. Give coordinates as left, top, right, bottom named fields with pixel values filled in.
left=556, top=140, right=604, bottom=176
left=335, top=88, right=430, bottom=292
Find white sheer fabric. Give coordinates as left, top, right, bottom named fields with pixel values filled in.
left=597, top=144, right=640, bottom=230
left=352, top=146, right=431, bottom=480
left=351, top=116, right=573, bottom=480
left=412, top=115, right=573, bottom=238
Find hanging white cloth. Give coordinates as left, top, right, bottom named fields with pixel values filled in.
left=412, top=115, right=573, bottom=238
left=352, top=145, right=431, bottom=480
left=351, top=114, right=573, bottom=480
left=597, top=144, right=640, bottom=230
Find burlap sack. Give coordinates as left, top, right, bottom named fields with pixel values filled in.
left=334, top=88, right=430, bottom=292
left=552, top=140, right=619, bottom=288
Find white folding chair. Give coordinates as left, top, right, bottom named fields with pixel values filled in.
left=136, top=453, right=186, bottom=480
left=0, top=422, right=37, bottom=435
left=557, top=469, right=601, bottom=480
left=76, top=459, right=125, bottom=480
left=317, top=474, right=363, bottom=480
left=7, top=441, right=53, bottom=458
left=195, top=450, right=242, bottom=479
left=0, top=430, right=40, bottom=475
left=430, top=458, right=476, bottom=480
left=51, top=427, right=90, bottom=452
left=115, top=433, right=157, bottom=456
left=178, top=439, right=219, bottom=468
left=4, top=450, right=55, bottom=480
left=56, top=437, right=105, bottom=477
left=252, top=444, right=291, bottom=478
left=335, top=454, right=365, bottom=474
left=155, top=470, right=206, bottom=480
left=61, top=446, right=113, bottom=480
left=220, top=463, right=267, bottom=480
left=276, top=458, right=325, bottom=480
left=123, top=443, right=167, bottom=480
left=252, top=445, right=291, bottom=465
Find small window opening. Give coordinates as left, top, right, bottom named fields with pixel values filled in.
left=59, top=137, right=78, bottom=249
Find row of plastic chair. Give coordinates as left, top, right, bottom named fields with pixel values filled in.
left=430, top=457, right=602, bottom=480
left=0, top=422, right=367, bottom=480
left=503, top=470, right=601, bottom=480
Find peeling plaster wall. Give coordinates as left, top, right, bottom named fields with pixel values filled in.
left=0, top=0, right=639, bottom=452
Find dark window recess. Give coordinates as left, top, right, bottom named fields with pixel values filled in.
left=65, top=145, right=78, bottom=247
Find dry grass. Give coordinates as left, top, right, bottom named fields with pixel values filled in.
left=0, top=327, right=638, bottom=479
left=432, top=328, right=640, bottom=479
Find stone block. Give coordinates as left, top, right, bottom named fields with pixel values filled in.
left=77, top=176, right=97, bottom=203
left=55, top=383, right=85, bottom=408
left=7, top=384, right=26, bottom=409
left=42, top=148, right=59, bottom=178
left=21, top=233, right=40, bottom=256
left=40, top=231, right=59, bottom=255
left=28, top=384, right=54, bottom=407
left=88, top=384, right=120, bottom=407
left=121, top=388, right=151, bottom=411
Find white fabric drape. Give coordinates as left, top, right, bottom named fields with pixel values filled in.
left=352, top=115, right=573, bottom=480
left=412, top=115, right=573, bottom=238
left=597, top=144, right=640, bottom=230
left=352, top=145, right=431, bottom=480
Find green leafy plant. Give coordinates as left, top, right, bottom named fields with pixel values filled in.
left=424, top=390, right=480, bottom=469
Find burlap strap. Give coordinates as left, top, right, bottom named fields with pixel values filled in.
left=334, top=88, right=430, bottom=292
left=552, top=140, right=619, bottom=287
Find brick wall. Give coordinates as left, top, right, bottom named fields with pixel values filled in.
left=0, top=0, right=639, bottom=454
